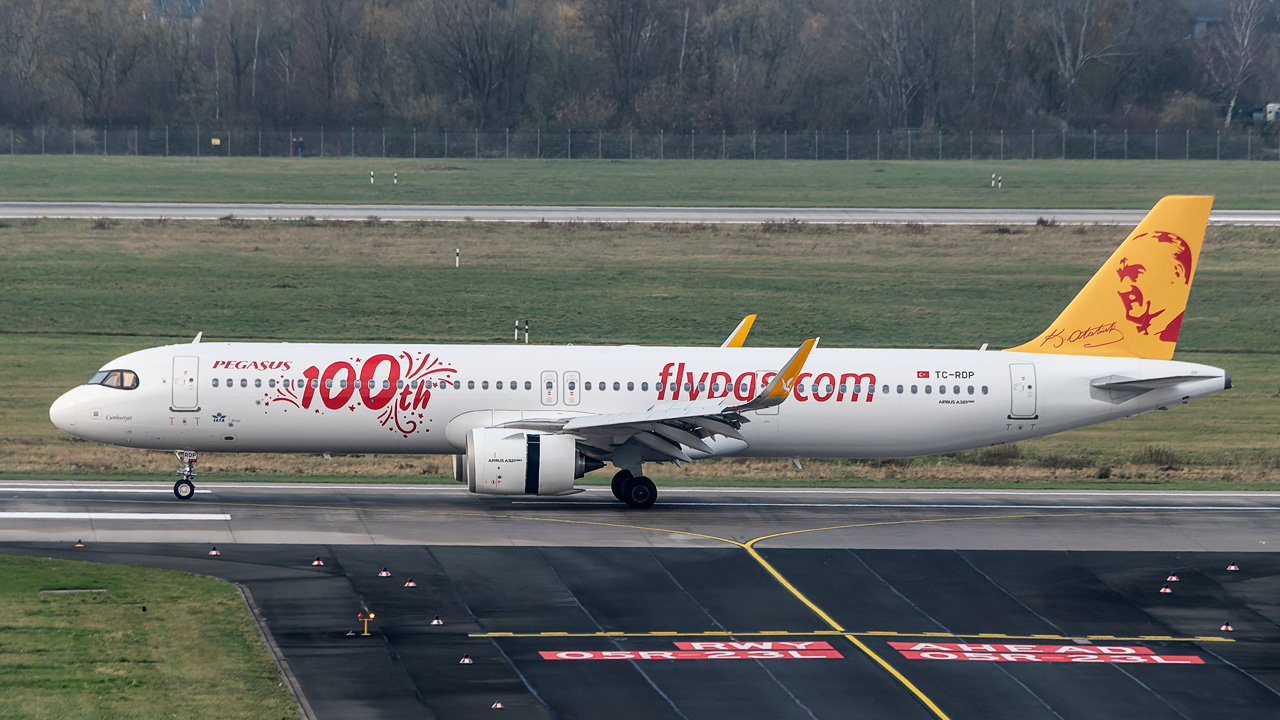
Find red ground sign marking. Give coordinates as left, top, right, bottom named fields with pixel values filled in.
left=889, top=642, right=1203, bottom=665
left=540, top=641, right=843, bottom=661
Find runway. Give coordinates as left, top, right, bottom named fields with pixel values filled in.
left=3, top=200, right=1280, bottom=225
left=4, top=481, right=1279, bottom=719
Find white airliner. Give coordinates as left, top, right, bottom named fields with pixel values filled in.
left=50, top=196, right=1230, bottom=508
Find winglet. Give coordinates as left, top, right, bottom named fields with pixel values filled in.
left=721, top=315, right=757, bottom=348
left=734, top=338, right=818, bottom=412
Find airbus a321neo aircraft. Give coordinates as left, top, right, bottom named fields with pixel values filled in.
left=50, top=196, right=1230, bottom=508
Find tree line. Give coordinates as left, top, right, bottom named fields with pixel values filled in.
left=1, top=0, right=1277, bottom=133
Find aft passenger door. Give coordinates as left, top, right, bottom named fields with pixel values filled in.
left=171, top=356, right=200, bottom=411
left=1008, top=363, right=1037, bottom=419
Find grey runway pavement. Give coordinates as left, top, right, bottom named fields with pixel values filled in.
left=4, top=481, right=1280, bottom=719
left=3, top=200, right=1280, bottom=225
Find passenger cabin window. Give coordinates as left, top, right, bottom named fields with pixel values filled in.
left=585, top=382, right=592, bottom=391
left=627, top=382, right=634, bottom=391
left=468, top=381, right=475, bottom=390
left=896, top=385, right=904, bottom=394
left=525, top=381, right=532, bottom=390
left=925, top=385, right=933, bottom=394
left=481, top=381, right=489, bottom=390
left=642, top=382, right=649, bottom=391
left=269, top=379, right=276, bottom=388
left=212, top=378, right=220, bottom=388
left=981, top=385, right=989, bottom=395
left=613, top=382, right=621, bottom=391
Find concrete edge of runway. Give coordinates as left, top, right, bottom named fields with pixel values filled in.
left=2, top=201, right=1279, bottom=225
left=235, top=583, right=318, bottom=720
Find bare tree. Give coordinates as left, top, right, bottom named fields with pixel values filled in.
left=1197, top=0, right=1276, bottom=128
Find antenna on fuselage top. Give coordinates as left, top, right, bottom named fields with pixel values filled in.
left=192, top=332, right=203, bottom=344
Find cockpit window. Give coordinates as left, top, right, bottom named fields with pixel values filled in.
left=88, top=369, right=139, bottom=390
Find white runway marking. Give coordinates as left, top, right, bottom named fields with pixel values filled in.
left=0, top=512, right=230, bottom=521
left=513, top=501, right=1280, bottom=511
left=0, top=487, right=212, bottom=494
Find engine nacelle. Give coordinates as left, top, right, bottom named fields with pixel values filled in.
left=464, top=428, right=602, bottom=496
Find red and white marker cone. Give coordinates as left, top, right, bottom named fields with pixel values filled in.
left=460, top=654, right=473, bottom=665
left=1166, top=574, right=1179, bottom=582
left=74, top=539, right=84, bottom=548
left=378, top=567, right=391, bottom=577
left=491, top=701, right=504, bottom=710
left=311, top=557, right=324, bottom=566
left=1221, top=621, right=1233, bottom=632
left=208, top=546, right=221, bottom=556
left=1159, top=584, right=1172, bottom=594
left=404, top=578, right=418, bottom=588
left=430, top=615, right=443, bottom=626
left=1227, top=562, right=1240, bottom=572
left=346, top=630, right=357, bottom=637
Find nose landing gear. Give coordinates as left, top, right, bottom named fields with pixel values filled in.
left=173, top=450, right=198, bottom=500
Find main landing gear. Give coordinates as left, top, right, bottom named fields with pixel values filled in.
left=173, top=450, right=198, bottom=500
left=611, top=469, right=657, bottom=509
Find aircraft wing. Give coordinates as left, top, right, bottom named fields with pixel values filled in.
left=501, top=338, right=817, bottom=462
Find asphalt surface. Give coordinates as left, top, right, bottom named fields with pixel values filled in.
left=4, top=482, right=1280, bottom=719
left=4, top=201, right=1280, bottom=225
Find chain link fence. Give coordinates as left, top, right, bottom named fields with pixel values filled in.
left=4, top=126, right=1278, bottom=161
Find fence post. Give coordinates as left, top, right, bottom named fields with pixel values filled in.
left=752, top=130, right=757, bottom=160
left=72, top=128, right=76, bottom=155
left=1247, top=128, right=1252, bottom=160
left=196, top=126, right=200, bottom=157
left=660, top=129, right=664, bottom=160
left=1062, top=127, right=1065, bottom=159
left=938, top=130, right=942, bottom=160
left=876, top=129, right=880, bottom=160
left=1186, top=128, right=1190, bottom=159
left=1216, top=130, right=1220, bottom=160
left=1155, top=129, right=1159, bottom=160
left=1123, top=129, right=1128, bottom=160
left=599, top=130, right=602, bottom=159
left=383, top=128, right=386, bottom=158
left=353, top=127, right=357, bottom=157
left=475, top=128, right=479, bottom=159
left=814, top=130, right=818, bottom=160
left=999, top=129, right=1003, bottom=161
left=1031, top=129, right=1035, bottom=160
left=907, top=129, right=911, bottom=160
left=629, top=130, right=633, bottom=160
left=537, top=129, right=540, bottom=159
left=723, top=129, right=726, bottom=160
left=691, top=129, right=695, bottom=159
left=320, top=126, right=324, bottom=157
left=102, top=127, right=106, bottom=156
left=258, top=130, right=262, bottom=157
left=969, top=130, right=973, bottom=160
left=134, top=125, right=138, bottom=155
left=568, top=128, right=572, bottom=159
left=846, top=129, right=850, bottom=160
left=42, top=127, right=45, bottom=155
left=444, top=129, right=448, bottom=158
left=227, top=129, right=231, bottom=156
left=784, top=129, right=788, bottom=160
left=414, top=128, right=418, bottom=158
left=164, top=126, right=168, bottom=157
left=506, top=128, right=509, bottom=159
left=1093, top=129, right=1097, bottom=159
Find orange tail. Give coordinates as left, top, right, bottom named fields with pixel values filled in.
left=1007, top=195, right=1213, bottom=360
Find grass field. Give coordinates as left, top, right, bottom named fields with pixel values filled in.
left=0, top=554, right=297, bottom=720
left=4, top=156, right=1280, bottom=208
left=1, top=217, right=1276, bottom=489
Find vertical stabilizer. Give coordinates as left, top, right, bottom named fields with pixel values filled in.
left=1007, top=195, right=1213, bottom=360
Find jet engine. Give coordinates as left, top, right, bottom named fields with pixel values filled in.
left=459, top=428, right=603, bottom=496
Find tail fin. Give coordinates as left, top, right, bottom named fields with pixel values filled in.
left=1007, top=195, right=1213, bottom=360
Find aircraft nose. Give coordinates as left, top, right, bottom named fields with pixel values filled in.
left=49, top=388, right=82, bottom=434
